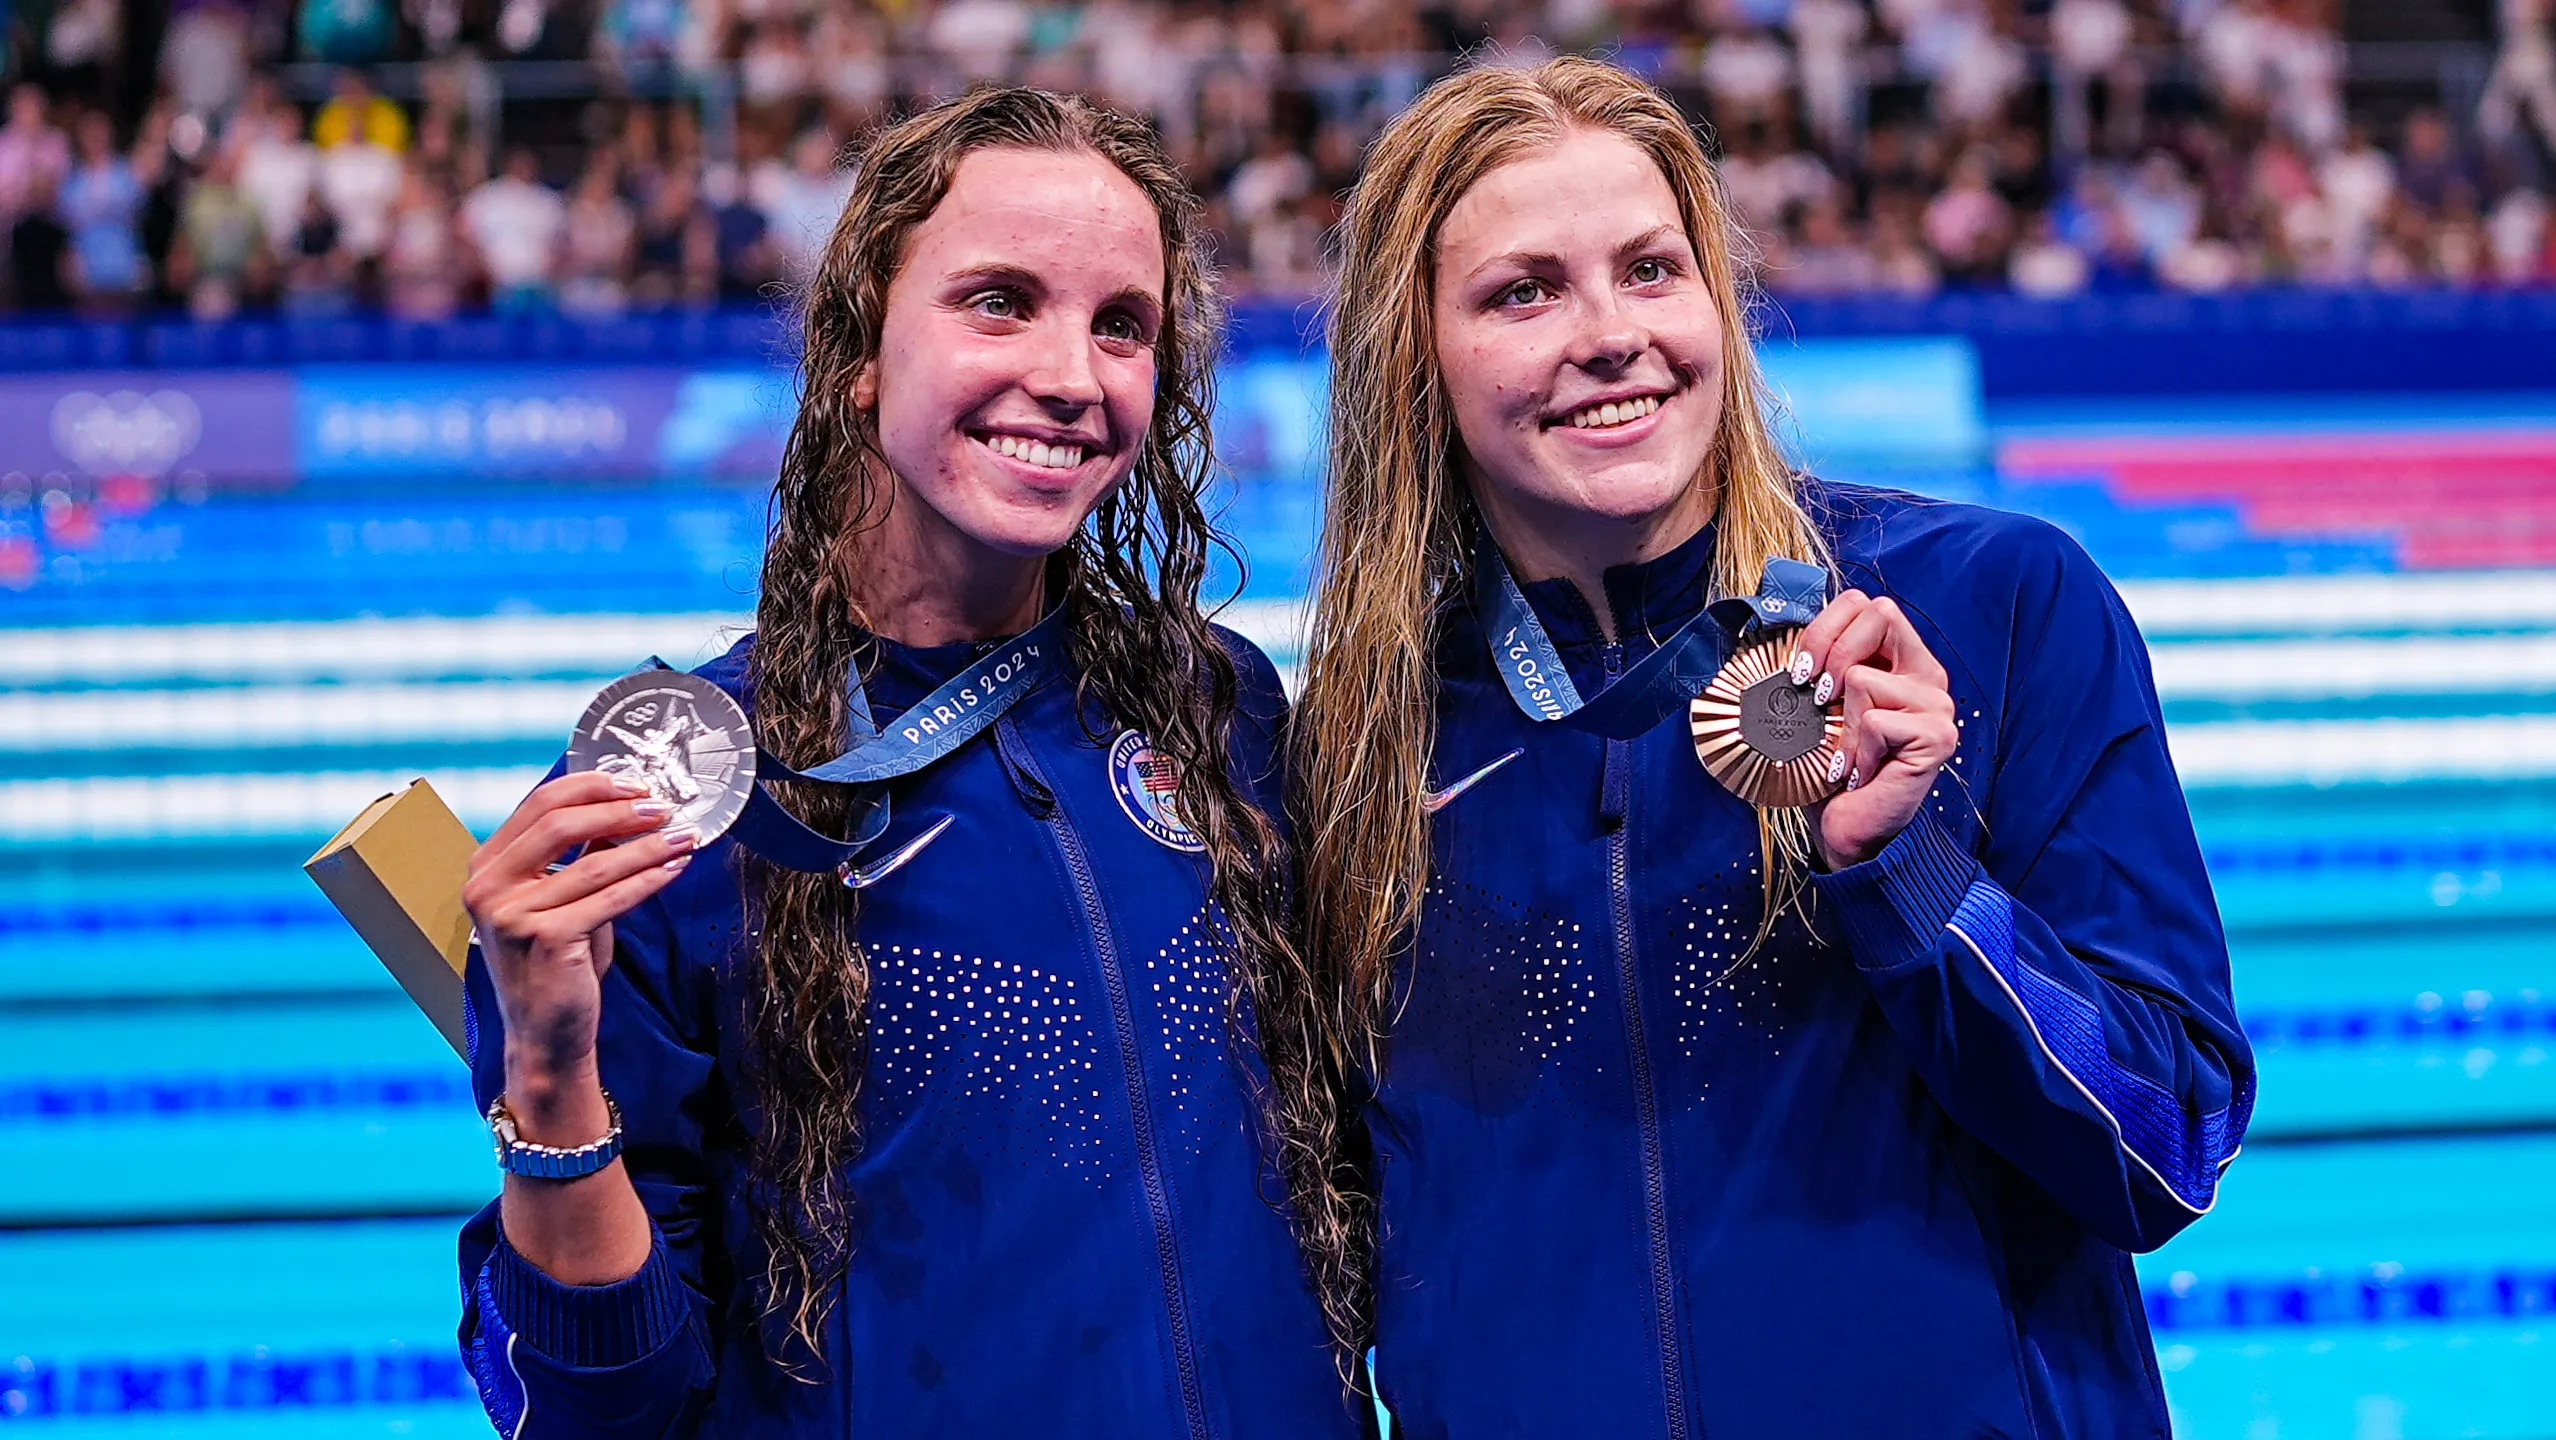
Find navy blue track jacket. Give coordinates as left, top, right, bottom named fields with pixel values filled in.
left=455, top=628, right=1358, bottom=1439
left=1371, top=480, right=2255, bottom=1439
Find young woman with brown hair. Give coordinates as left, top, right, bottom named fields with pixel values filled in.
left=454, top=87, right=1364, bottom=1437
left=1292, top=57, right=2253, bottom=1438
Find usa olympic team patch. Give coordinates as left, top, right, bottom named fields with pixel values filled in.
left=1108, top=730, right=1204, bottom=852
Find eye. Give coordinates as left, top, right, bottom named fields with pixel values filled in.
left=969, top=289, right=1025, bottom=320
left=1496, top=278, right=1551, bottom=308
left=1096, top=310, right=1143, bottom=345
left=1628, top=257, right=1673, bottom=285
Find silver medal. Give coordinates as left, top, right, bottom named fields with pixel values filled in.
left=567, top=672, right=757, bottom=843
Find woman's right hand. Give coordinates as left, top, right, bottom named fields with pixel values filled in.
left=462, top=771, right=699, bottom=1122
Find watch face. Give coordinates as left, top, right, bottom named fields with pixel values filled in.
left=1689, top=630, right=1844, bottom=810
left=567, top=671, right=756, bottom=844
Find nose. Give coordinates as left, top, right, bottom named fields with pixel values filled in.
left=1025, top=314, right=1106, bottom=416
left=1568, top=288, right=1649, bottom=375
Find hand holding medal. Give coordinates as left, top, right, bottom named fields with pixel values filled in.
left=1783, top=589, right=1961, bottom=871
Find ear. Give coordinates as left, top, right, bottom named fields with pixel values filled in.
left=851, top=360, right=877, bottom=412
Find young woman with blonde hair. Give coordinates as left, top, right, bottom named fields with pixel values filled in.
left=454, top=87, right=1364, bottom=1437
left=1292, top=56, right=2253, bottom=1437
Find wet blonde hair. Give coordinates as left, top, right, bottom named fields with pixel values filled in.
left=1292, top=55, right=1831, bottom=1097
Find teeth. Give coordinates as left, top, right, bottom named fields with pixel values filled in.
left=1567, top=394, right=1662, bottom=429
left=982, top=435, right=1084, bottom=469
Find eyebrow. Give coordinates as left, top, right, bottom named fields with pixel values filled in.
left=1462, top=224, right=1686, bottom=286
left=941, top=263, right=1164, bottom=320
left=942, top=262, right=1046, bottom=295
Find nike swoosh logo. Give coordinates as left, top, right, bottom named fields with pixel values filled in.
left=1424, top=748, right=1523, bottom=814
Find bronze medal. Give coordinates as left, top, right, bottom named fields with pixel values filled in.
left=1688, top=630, right=1843, bottom=809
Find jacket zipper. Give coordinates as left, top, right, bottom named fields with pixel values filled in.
left=1047, top=802, right=1213, bottom=1440
left=1601, top=642, right=1691, bottom=1440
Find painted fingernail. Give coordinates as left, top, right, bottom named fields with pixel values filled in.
left=1827, top=750, right=1848, bottom=784
left=1789, top=650, right=1814, bottom=685
left=661, top=852, right=694, bottom=873
left=1813, top=672, right=1836, bottom=706
left=661, top=827, right=698, bottom=851
left=1847, top=766, right=1864, bottom=791
left=632, top=799, right=672, bottom=820
left=607, top=773, right=649, bottom=795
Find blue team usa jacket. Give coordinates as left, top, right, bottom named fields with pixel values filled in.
left=1372, top=480, right=2256, bottom=1439
left=456, top=629, right=1358, bottom=1439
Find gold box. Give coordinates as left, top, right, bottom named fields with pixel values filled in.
left=304, top=779, right=480, bottom=1060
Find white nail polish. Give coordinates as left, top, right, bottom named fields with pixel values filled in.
left=1847, top=767, right=1863, bottom=790
left=1813, top=672, right=1836, bottom=706
left=1827, top=750, right=1848, bottom=784
left=1789, top=651, right=1814, bottom=685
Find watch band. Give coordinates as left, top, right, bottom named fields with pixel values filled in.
left=486, top=1091, right=625, bottom=1179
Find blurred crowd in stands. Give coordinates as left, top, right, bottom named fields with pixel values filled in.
left=0, top=0, right=2552, bottom=318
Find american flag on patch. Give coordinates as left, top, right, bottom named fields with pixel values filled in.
left=1135, top=753, right=1182, bottom=795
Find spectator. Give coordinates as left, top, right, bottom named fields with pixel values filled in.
left=59, top=111, right=146, bottom=313
left=2318, top=122, right=2396, bottom=260
left=315, top=126, right=404, bottom=263
left=597, top=0, right=690, bottom=69
left=700, top=165, right=777, bottom=301
left=130, top=102, right=186, bottom=309
left=235, top=87, right=316, bottom=256
left=313, top=70, right=409, bottom=152
left=559, top=159, right=637, bottom=314
left=1701, top=22, right=1794, bottom=130
left=2480, top=0, right=2556, bottom=166
left=463, top=147, right=565, bottom=311
left=281, top=190, right=355, bottom=313
left=2009, top=209, right=2091, bottom=296
left=633, top=166, right=704, bottom=305
left=161, top=0, right=255, bottom=118
left=2160, top=208, right=2249, bottom=290
left=300, top=0, right=399, bottom=63
left=0, top=86, right=71, bottom=226
left=1226, top=128, right=1313, bottom=227
left=171, top=144, right=265, bottom=319
left=755, top=125, right=850, bottom=279
left=2396, top=108, right=2473, bottom=213
left=2049, top=0, right=2139, bottom=157
left=1924, top=147, right=2012, bottom=282
left=2433, top=186, right=2487, bottom=283
left=1788, top=0, right=1866, bottom=154
left=2118, top=149, right=2202, bottom=264
left=2486, top=186, right=2550, bottom=282
left=382, top=169, right=466, bottom=318
left=1778, top=194, right=1880, bottom=292
left=1720, top=121, right=1834, bottom=238
left=9, top=170, right=73, bottom=310
left=1869, top=206, right=1941, bottom=294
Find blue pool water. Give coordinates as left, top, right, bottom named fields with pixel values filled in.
left=3, top=373, right=2550, bottom=1438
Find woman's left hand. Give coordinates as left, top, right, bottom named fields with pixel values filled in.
left=1789, top=589, right=1961, bottom=871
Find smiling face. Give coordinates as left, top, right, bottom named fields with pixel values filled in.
left=855, top=146, right=1166, bottom=572
left=1431, top=127, right=1726, bottom=582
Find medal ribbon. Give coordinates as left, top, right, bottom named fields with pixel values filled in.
left=1475, top=527, right=1826, bottom=741
left=645, top=608, right=1069, bottom=874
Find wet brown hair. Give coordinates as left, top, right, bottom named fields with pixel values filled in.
left=744, top=86, right=1364, bottom=1369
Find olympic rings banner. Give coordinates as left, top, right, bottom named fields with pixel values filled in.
left=0, top=337, right=1982, bottom=490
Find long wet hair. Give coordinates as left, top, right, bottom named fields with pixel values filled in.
left=743, top=87, right=1365, bottom=1370
left=1292, top=57, right=1832, bottom=1086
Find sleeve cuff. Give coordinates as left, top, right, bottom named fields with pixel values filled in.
left=1808, top=808, right=1982, bottom=972
left=488, top=1221, right=692, bottom=1370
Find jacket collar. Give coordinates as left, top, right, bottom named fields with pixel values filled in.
left=1512, top=517, right=1720, bottom=651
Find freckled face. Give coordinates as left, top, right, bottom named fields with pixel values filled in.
left=858, top=147, right=1168, bottom=562
left=1431, top=129, right=1726, bottom=553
